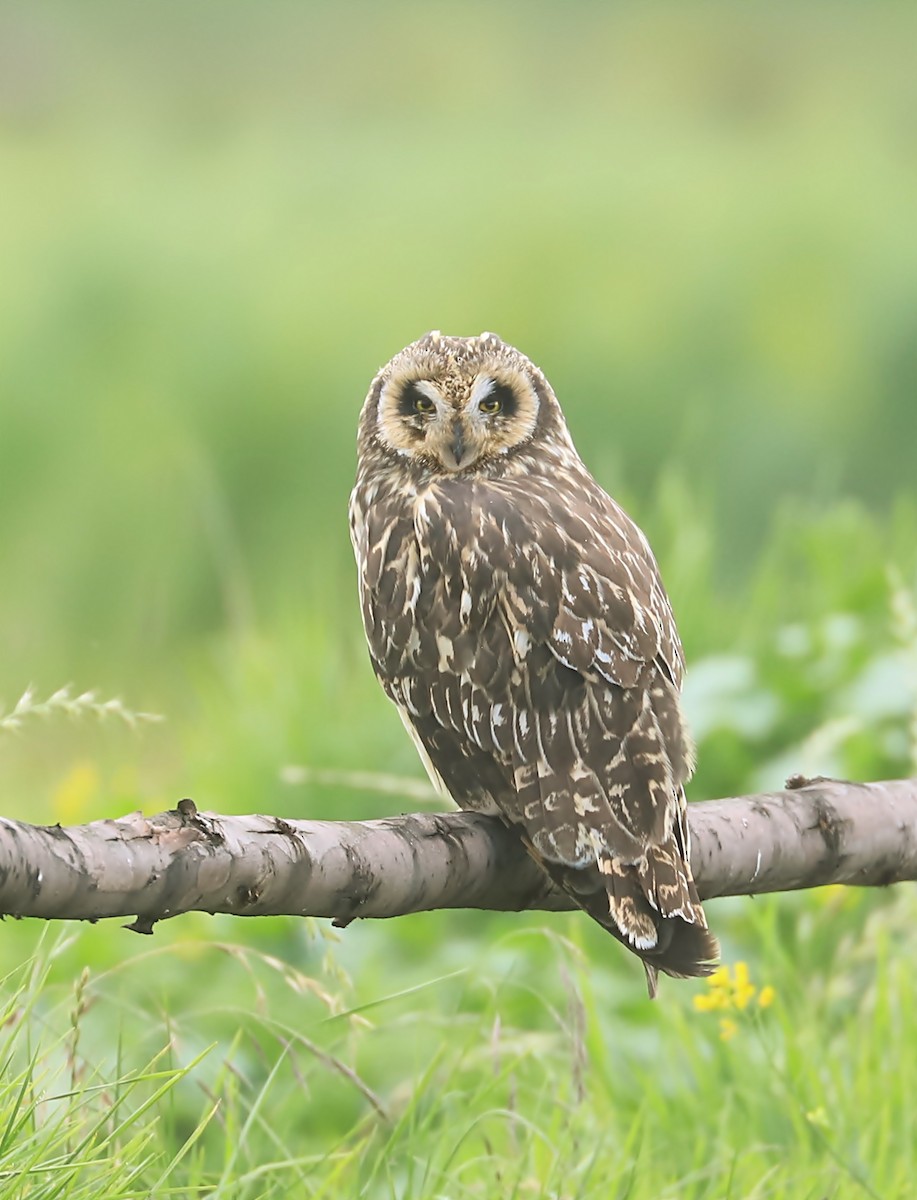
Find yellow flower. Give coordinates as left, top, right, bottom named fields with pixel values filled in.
left=693, top=990, right=728, bottom=1012
left=693, top=962, right=777, bottom=1032
left=708, top=966, right=732, bottom=991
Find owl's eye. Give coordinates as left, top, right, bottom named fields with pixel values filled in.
left=478, top=383, right=516, bottom=417
left=399, top=381, right=437, bottom=417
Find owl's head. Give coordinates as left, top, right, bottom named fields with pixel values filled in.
left=360, top=332, right=573, bottom=477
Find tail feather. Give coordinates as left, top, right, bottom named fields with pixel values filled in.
left=639, top=915, right=720, bottom=982
left=602, top=852, right=719, bottom=984
left=635, top=840, right=705, bottom=925
left=542, top=846, right=720, bottom=996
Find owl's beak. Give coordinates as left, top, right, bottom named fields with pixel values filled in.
left=437, top=417, right=479, bottom=472
left=450, top=421, right=466, bottom=466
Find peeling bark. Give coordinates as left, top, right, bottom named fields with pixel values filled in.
left=0, top=778, right=914, bottom=931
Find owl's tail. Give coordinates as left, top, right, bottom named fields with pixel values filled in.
left=638, top=917, right=721, bottom=999
left=549, top=847, right=720, bottom=998
left=608, top=848, right=719, bottom=997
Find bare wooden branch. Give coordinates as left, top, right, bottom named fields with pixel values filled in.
left=0, top=778, right=914, bottom=931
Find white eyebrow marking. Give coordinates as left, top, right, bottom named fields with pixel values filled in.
left=469, top=375, right=498, bottom=408
left=411, top=379, right=445, bottom=405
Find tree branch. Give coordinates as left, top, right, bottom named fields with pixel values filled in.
left=0, top=778, right=914, bottom=931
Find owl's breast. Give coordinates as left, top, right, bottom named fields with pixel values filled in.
left=355, top=477, right=569, bottom=709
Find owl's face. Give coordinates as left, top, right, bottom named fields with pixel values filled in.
left=360, top=332, right=571, bottom=477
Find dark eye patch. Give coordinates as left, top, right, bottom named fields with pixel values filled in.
left=398, top=380, right=437, bottom=416
left=481, top=382, right=517, bottom=416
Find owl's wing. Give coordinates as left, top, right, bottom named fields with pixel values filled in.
left=476, top=478, right=717, bottom=986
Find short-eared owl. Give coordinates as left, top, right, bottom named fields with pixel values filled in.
left=349, top=332, right=718, bottom=994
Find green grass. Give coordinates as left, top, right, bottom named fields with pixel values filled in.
left=2, top=2, right=917, bottom=1195
left=4, top=884, right=917, bottom=1197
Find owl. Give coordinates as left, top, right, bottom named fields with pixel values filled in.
left=349, top=332, right=718, bottom=995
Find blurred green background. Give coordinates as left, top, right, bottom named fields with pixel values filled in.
left=1, top=3, right=916, bottom=1196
